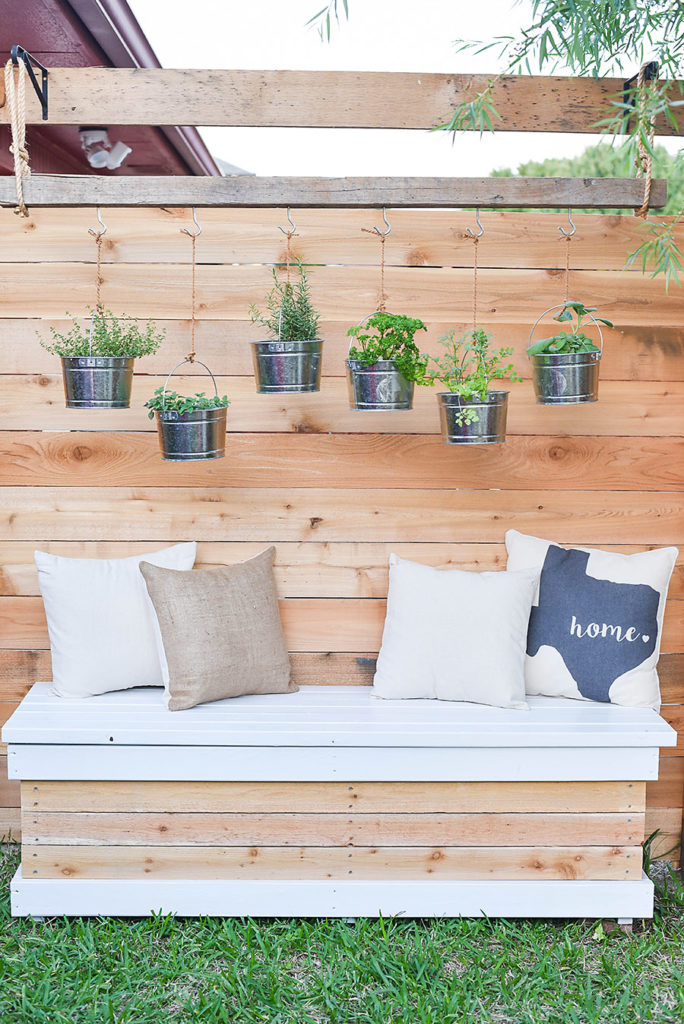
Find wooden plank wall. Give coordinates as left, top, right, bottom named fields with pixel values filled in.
left=0, top=208, right=682, bottom=861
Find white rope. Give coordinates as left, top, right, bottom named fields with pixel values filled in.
left=3, top=58, right=31, bottom=217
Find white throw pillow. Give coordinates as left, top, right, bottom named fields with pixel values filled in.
left=505, top=530, right=678, bottom=709
left=373, top=554, right=537, bottom=708
left=35, top=543, right=197, bottom=698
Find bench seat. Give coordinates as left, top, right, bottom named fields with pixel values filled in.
left=3, top=682, right=676, bottom=919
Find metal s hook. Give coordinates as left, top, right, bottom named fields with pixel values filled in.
left=371, top=208, right=391, bottom=237
left=88, top=207, right=107, bottom=238
left=181, top=207, right=202, bottom=238
left=278, top=207, right=297, bottom=236
left=465, top=208, right=484, bottom=239
left=558, top=208, right=576, bottom=238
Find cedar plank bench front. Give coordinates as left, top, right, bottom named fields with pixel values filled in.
left=2, top=682, right=676, bottom=920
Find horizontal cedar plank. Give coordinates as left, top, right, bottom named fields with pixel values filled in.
left=644, top=807, right=682, bottom=862
left=3, top=378, right=682, bottom=440
left=3, top=597, right=683, bottom=653
left=1, top=176, right=666, bottom=211
left=647, top=759, right=684, bottom=809
left=24, top=844, right=638, bottom=881
left=24, top=780, right=644, bottom=815
left=2, top=69, right=681, bottom=133
left=2, top=432, right=683, bottom=490
left=0, top=762, right=19, bottom=807
left=0, top=265, right=680, bottom=325
left=2, top=652, right=682, bottom=705
left=0, top=702, right=18, bottom=727
left=660, top=707, right=684, bottom=755
left=22, top=810, right=643, bottom=848
left=1, top=210, right=679, bottom=271
left=0, top=487, right=680, bottom=544
left=0, top=808, right=20, bottom=841
left=3, top=541, right=682, bottom=600
left=5, top=320, right=681, bottom=382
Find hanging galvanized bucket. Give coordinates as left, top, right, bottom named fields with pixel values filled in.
left=345, top=358, right=413, bottom=410
left=529, top=304, right=603, bottom=404
left=251, top=339, right=323, bottom=393
left=61, top=312, right=134, bottom=408
left=437, top=391, right=509, bottom=445
left=155, top=359, right=227, bottom=462
left=61, top=355, right=134, bottom=409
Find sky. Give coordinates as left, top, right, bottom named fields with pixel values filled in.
left=128, top=0, right=677, bottom=176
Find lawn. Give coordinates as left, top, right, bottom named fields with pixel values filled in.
left=1, top=847, right=683, bottom=1024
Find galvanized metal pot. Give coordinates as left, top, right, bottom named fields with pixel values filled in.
left=529, top=304, right=603, bottom=404
left=155, top=405, right=227, bottom=462
left=61, top=356, right=134, bottom=409
left=437, top=391, right=509, bottom=445
left=345, top=358, right=413, bottom=411
left=251, top=340, right=323, bottom=393
left=530, top=350, right=600, bottom=404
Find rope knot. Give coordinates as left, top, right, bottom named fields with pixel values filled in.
left=4, top=58, right=31, bottom=217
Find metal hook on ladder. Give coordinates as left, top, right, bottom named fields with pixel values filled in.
left=88, top=207, right=108, bottom=238
left=465, top=208, right=484, bottom=239
left=278, top=208, right=297, bottom=235
left=558, top=208, right=576, bottom=238
left=181, top=207, right=202, bottom=238
left=370, top=208, right=391, bottom=237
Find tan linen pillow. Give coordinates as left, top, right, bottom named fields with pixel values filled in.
left=139, top=546, right=296, bottom=711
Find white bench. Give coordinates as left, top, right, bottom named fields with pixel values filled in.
left=3, top=682, right=676, bottom=919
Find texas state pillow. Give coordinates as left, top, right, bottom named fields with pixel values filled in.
left=505, top=530, right=678, bottom=709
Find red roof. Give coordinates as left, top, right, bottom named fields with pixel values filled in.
left=0, top=0, right=220, bottom=176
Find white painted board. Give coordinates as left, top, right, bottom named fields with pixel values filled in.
left=10, top=868, right=654, bottom=919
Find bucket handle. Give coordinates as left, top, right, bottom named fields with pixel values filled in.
left=347, top=310, right=384, bottom=355
left=528, top=303, right=604, bottom=359
left=161, top=357, right=219, bottom=410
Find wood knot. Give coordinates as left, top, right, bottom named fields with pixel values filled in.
left=548, top=445, right=566, bottom=460
left=71, top=445, right=92, bottom=462
left=309, top=516, right=323, bottom=529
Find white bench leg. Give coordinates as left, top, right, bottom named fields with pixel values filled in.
left=617, top=917, right=633, bottom=933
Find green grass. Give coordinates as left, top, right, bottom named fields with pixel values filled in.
left=1, top=847, right=683, bottom=1024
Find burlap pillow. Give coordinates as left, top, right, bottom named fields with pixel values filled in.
left=139, top=546, right=296, bottom=711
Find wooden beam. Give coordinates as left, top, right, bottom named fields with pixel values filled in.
left=0, top=176, right=666, bottom=209
left=0, top=69, right=682, bottom=134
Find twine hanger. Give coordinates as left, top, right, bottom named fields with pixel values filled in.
left=278, top=208, right=298, bottom=284
left=558, top=208, right=576, bottom=303
left=88, top=208, right=108, bottom=311
left=3, top=57, right=31, bottom=217
left=181, top=208, right=202, bottom=363
left=466, top=209, right=484, bottom=328
left=362, top=209, right=391, bottom=313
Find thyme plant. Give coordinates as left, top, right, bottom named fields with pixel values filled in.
left=346, top=312, right=429, bottom=382
left=427, top=329, right=521, bottom=425
left=249, top=259, right=320, bottom=342
left=41, top=307, right=165, bottom=359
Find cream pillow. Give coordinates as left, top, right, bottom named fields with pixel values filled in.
left=36, top=542, right=197, bottom=698
left=505, top=530, right=678, bottom=709
left=373, top=554, right=537, bottom=708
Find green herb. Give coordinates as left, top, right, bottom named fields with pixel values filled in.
left=249, top=258, right=320, bottom=342
left=527, top=301, right=613, bottom=356
left=346, top=311, right=429, bottom=383
left=427, top=329, right=521, bottom=425
left=145, top=388, right=229, bottom=419
left=40, top=307, right=164, bottom=359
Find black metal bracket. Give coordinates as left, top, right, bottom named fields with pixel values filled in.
left=622, top=60, right=659, bottom=134
left=10, top=45, right=49, bottom=120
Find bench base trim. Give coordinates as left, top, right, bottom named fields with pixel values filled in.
left=9, top=869, right=654, bottom=919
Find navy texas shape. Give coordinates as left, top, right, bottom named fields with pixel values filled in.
left=527, top=546, right=659, bottom=702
